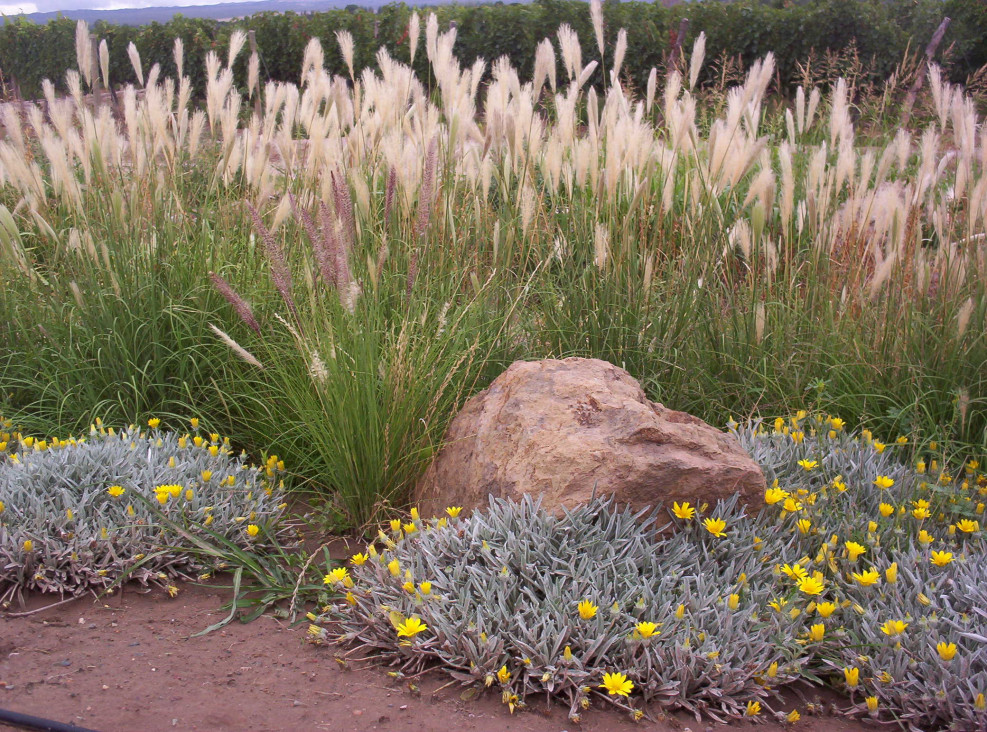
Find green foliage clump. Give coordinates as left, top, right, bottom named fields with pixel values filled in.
left=0, top=419, right=288, bottom=603
left=314, top=416, right=987, bottom=726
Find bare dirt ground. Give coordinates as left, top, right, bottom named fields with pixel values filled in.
left=0, top=580, right=879, bottom=732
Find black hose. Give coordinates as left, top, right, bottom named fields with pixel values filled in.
left=0, top=708, right=99, bottom=732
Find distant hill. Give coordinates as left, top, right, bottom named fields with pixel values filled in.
left=1, top=0, right=510, bottom=26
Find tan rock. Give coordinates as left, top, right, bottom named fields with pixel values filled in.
left=415, top=357, right=765, bottom=518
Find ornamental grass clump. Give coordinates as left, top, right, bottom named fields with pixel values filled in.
left=2, top=16, right=986, bottom=518
left=0, top=418, right=288, bottom=604
left=313, top=414, right=986, bottom=727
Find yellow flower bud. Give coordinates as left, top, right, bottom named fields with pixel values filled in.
left=885, top=563, right=898, bottom=583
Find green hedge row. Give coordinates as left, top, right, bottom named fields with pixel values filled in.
left=0, top=0, right=984, bottom=101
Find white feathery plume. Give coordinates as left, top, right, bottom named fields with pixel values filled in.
left=806, top=87, right=821, bottom=132
left=533, top=38, right=556, bottom=97
left=929, top=64, right=948, bottom=128
left=728, top=219, right=752, bottom=261
left=127, top=42, right=144, bottom=87
left=552, top=235, right=569, bottom=262
left=611, top=29, right=627, bottom=85
left=409, top=12, right=421, bottom=66
left=228, top=29, right=247, bottom=69
left=557, top=24, right=581, bottom=82
left=41, top=77, right=56, bottom=111
left=99, top=39, right=109, bottom=91
left=795, top=85, right=806, bottom=134
left=664, top=69, right=681, bottom=120
left=425, top=13, right=438, bottom=63
left=646, top=68, right=657, bottom=113
left=75, top=21, right=93, bottom=88
left=590, top=0, right=604, bottom=59
left=828, top=78, right=850, bottom=147
left=188, top=109, right=206, bottom=157
left=146, top=63, right=160, bottom=90
left=836, top=138, right=857, bottom=204
left=743, top=165, right=776, bottom=214
left=271, top=193, right=293, bottom=233
left=894, top=129, right=911, bottom=172
left=248, top=52, right=259, bottom=100
left=874, top=140, right=896, bottom=189
left=688, top=32, right=706, bottom=90
left=66, top=69, right=83, bottom=107
left=577, top=60, right=598, bottom=90
left=868, top=251, right=897, bottom=301
left=1, top=105, right=24, bottom=153
left=520, top=184, right=536, bottom=237
left=174, top=37, right=184, bottom=80
left=301, top=37, right=324, bottom=86
left=336, top=29, right=355, bottom=80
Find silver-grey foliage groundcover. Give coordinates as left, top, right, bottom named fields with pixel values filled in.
left=322, top=419, right=987, bottom=729
left=0, top=425, right=287, bottom=600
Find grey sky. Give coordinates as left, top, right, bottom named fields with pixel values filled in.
left=0, top=0, right=242, bottom=12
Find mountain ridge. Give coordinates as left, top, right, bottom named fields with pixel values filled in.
left=2, top=0, right=501, bottom=26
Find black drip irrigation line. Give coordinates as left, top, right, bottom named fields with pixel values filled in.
left=0, top=708, right=99, bottom=732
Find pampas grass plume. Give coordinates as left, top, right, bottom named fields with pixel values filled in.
left=533, top=39, right=556, bottom=98
left=336, top=30, right=355, bottom=81
left=689, top=32, right=706, bottom=90
left=409, top=12, right=421, bottom=66
left=127, top=42, right=144, bottom=87
left=590, top=0, right=604, bottom=59
left=99, top=40, right=110, bottom=91
left=75, top=21, right=92, bottom=88
left=248, top=52, right=259, bottom=100
left=557, top=24, right=581, bottom=82
left=301, top=37, right=324, bottom=85
left=612, top=29, right=627, bottom=85
left=228, top=29, right=247, bottom=70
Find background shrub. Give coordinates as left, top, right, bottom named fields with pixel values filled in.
left=0, top=0, right=983, bottom=100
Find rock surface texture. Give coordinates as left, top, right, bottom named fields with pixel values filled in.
left=416, top=358, right=765, bottom=518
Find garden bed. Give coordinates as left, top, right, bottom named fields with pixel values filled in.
left=1, top=11, right=985, bottom=731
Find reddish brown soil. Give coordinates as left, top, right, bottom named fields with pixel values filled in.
left=1, top=581, right=876, bottom=732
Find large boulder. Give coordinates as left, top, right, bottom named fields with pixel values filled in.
left=415, top=358, right=765, bottom=518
